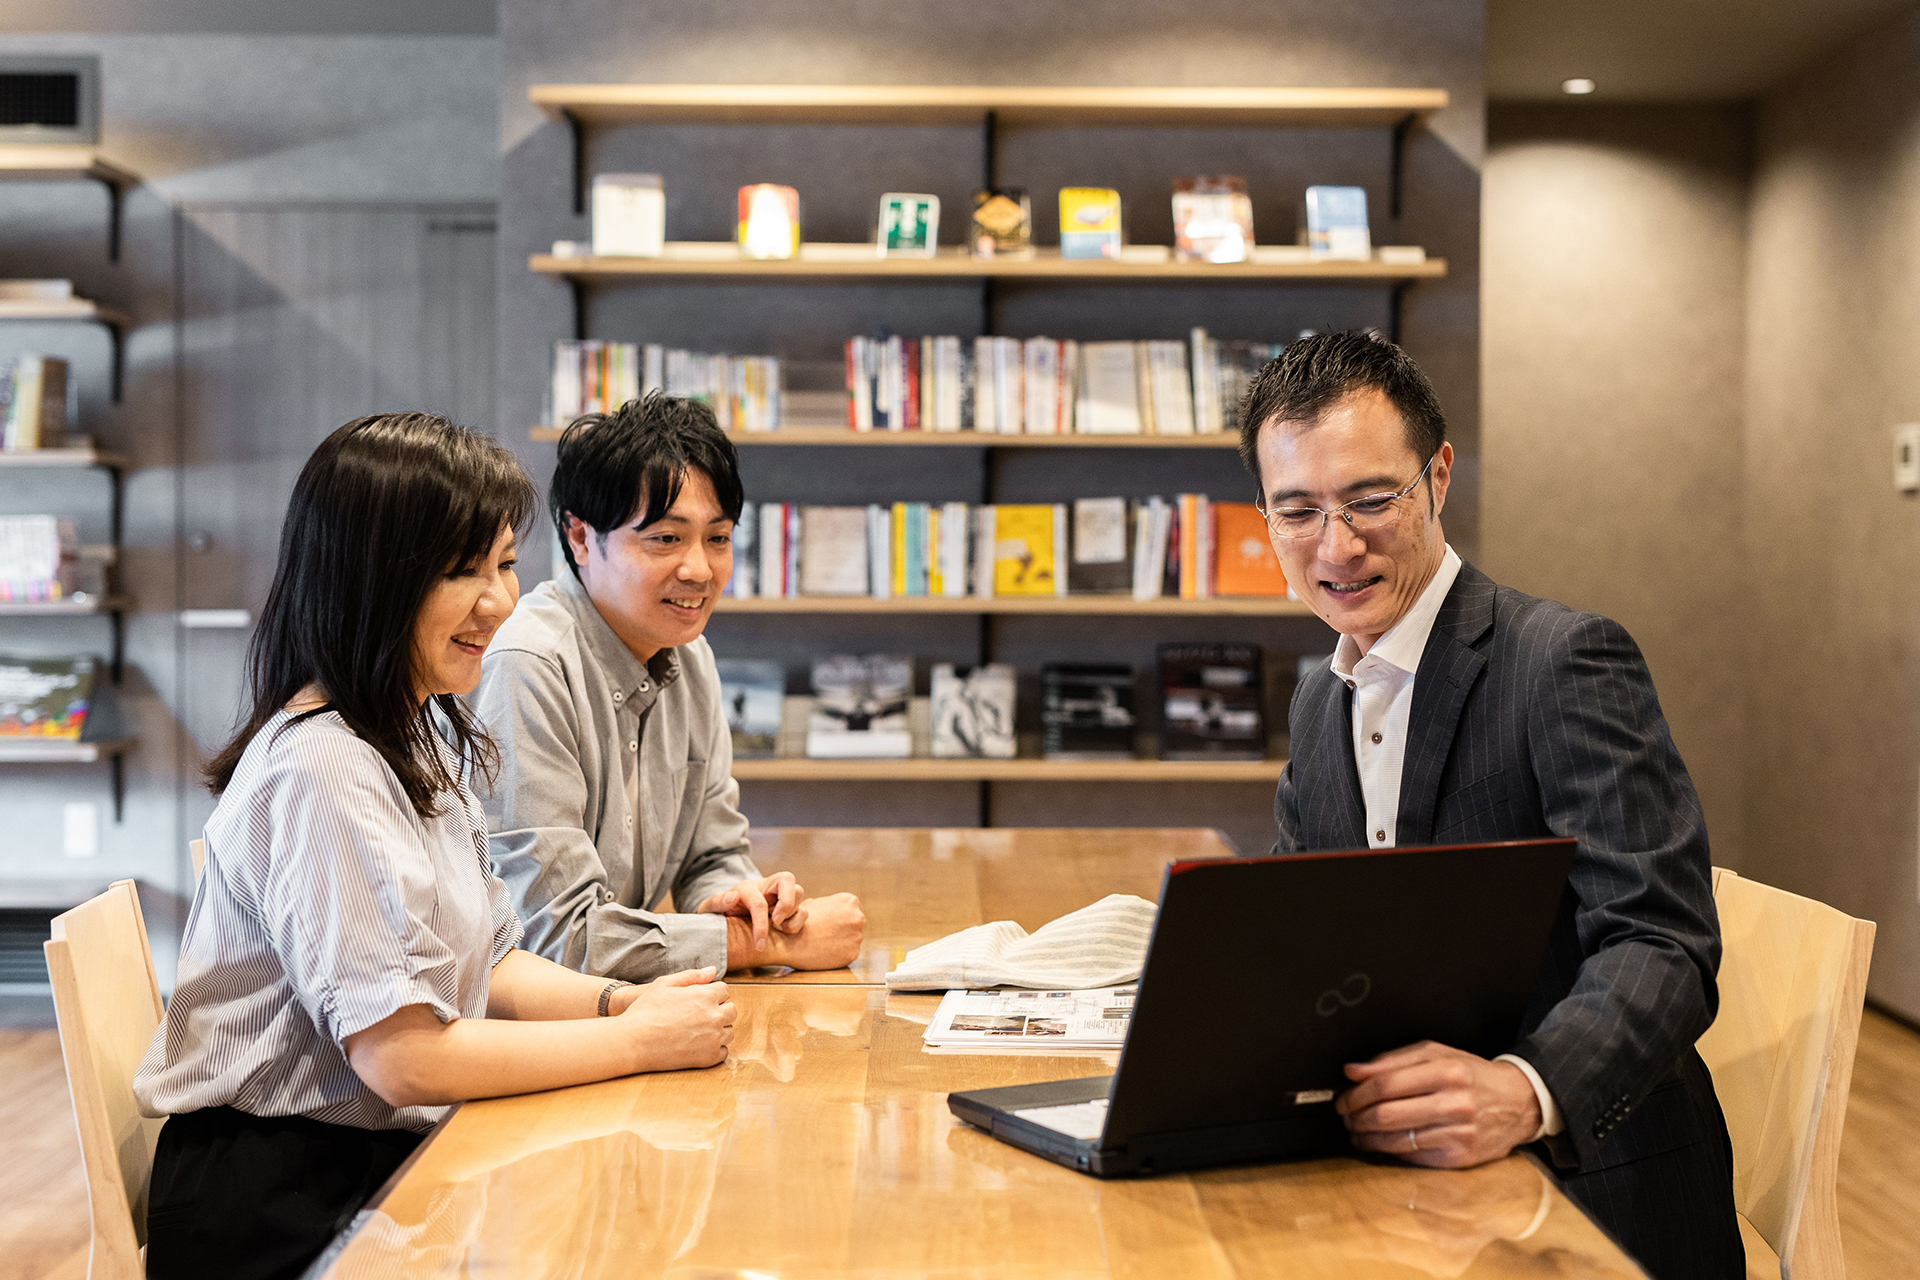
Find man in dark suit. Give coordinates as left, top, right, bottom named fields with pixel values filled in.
left=1245, top=331, right=1742, bottom=1279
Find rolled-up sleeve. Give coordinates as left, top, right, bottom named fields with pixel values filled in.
left=471, top=644, right=733, bottom=981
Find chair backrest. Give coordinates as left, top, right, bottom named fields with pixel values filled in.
left=44, top=879, right=167, bottom=1280
left=190, top=837, right=204, bottom=881
left=1697, top=868, right=1875, bottom=1280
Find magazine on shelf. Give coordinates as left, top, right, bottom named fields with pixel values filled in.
left=923, top=986, right=1136, bottom=1051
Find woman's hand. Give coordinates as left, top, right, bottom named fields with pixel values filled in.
left=616, top=967, right=736, bottom=1071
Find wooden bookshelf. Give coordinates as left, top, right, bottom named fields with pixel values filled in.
left=529, top=425, right=1244, bottom=447
left=0, top=297, right=131, bottom=327
left=0, top=447, right=130, bottom=470
left=529, top=84, right=1447, bottom=128
left=715, top=595, right=1309, bottom=617
left=533, top=244, right=1445, bottom=284
left=731, top=756, right=1286, bottom=782
left=0, top=737, right=134, bottom=765
left=0, top=146, right=137, bottom=187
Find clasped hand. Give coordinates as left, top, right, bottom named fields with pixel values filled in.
left=696, top=872, right=866, bottom=971
left=1336, top=1040, right=1542, bottom=1168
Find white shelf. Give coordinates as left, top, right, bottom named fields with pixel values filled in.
left=0, top=595, right=131, bottom=617
left=0, top=736, right=135, bottom=764
left=0, top=447, right=129, bottom=469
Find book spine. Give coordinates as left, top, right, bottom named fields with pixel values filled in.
left=890, top=502, right=908, bottom=596
left=1178, top=494, right=1197, bottom=599
left=1053, top=503, right=1069, bottom=596
left=868, top=504, right=891, bottom=599
left=973, top=504, right=996, bottom=597
left=1134, top=341, right=1157, bottom=435
left=785, top=504, right=800, bottom=598
left=972, top=337, right=992, bottom=434
left=918, top=335, right=933, bottom=430
left=1197, top=495, right=1213, bottom=599
left=926, top=505, right=943, bottom=595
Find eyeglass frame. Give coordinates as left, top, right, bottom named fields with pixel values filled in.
left=1254, top=450, right=1440, bottom=541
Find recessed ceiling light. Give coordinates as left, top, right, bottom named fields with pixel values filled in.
left=1562, top=78, right=1597, bottom=96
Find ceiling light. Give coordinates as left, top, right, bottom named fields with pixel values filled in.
left=1561, top=78, right=1597, bottom=96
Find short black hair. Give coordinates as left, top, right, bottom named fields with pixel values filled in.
left=550, top=392, right=746, bottom=578
left=209, top=412, right=538, bottom=817
left=1238, top=330, right=1447, bottom=490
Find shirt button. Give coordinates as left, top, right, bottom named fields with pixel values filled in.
left=639, top=681, right=649, bottom=692
left=625, top=816, right=633, bottom=829
left=612, top=691, right=623, bottom=704
left=629, top=740, right=638, bottom=752
left=1375, top=830, right=1386, bottom=842
left=1371, top=732, right=1382, bottom=744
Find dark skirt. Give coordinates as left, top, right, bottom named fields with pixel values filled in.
left=145, top=1105, right=424, bottom=1280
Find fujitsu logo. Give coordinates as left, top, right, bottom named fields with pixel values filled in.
left=1315, top=973, right=1371, bottom=1017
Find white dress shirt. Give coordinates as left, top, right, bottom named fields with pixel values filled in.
left=1325, top=544, right=1564, bottom=1141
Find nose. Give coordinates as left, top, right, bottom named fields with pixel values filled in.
left=1316, top=511, right=1367, bottom=562
left=677, top=540, right=713, bottom=583
left=474, top=567, right=516, bottom=623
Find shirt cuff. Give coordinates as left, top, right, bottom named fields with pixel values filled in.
left=1494, top=1053, right=1565, bottom=1142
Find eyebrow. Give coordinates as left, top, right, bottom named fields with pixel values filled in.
left=1266, top=475, right=1405, bottom=506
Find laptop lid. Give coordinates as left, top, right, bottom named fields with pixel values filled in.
left=1100, top=838, right=1576, bottom=1151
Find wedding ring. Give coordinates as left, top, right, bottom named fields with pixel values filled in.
left=1408, top=1128, right=1420, bottom=1152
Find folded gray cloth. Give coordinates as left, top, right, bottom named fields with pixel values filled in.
left=884, top=893, right=1157, bottom=991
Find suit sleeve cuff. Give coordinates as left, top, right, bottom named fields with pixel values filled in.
left=1494, top=1053, right=1565, bottom=1141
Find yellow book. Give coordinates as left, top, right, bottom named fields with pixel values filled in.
left=927, top=506, right=944, bottom=596
left=993, top=504, right=1058, bottom=595
left=891, top=502, right=909, bottom=597
left=1059, top=186, right=1122, bottom=260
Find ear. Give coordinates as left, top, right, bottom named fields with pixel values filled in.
left=563, top=513, right=594, bottom=568
left=1427, top=442, right=1454, bottom=519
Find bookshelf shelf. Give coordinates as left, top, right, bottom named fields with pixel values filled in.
left=0, top=736, right=135, bottom=765
left=532, top=245, right=1445, bottom=284
left=714, top=595, right=1309, bottom=617
left=0, top=298, right=129, bottom=402
left=0, top=447, right=131, bottom=470
left=0, top=145, right=138, bottom=262
left=0, top=595, right=131, bottom=617
left=731, top=756, right=1286, bottom=783
left=529, top=83, right=1447, bottom=129
left=528, top=425, right=1244, bottom=447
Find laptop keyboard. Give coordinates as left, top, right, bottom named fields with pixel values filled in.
left=1011, top=1097, right=1109, bottom=1141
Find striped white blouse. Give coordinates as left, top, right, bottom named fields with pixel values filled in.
left=134, top=708, right=523, bottom=1133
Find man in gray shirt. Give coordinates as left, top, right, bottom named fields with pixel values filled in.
left=469, top=394, right=865, bottom=980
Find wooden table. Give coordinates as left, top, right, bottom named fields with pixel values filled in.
left=319, top=829, right=1647, bottom=1279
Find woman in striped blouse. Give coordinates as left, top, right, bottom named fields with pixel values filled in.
left=133, top=413, right=736, bottom=1279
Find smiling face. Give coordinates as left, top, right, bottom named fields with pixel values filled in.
left=413, top=522, right=520, bottom=702
left=1254, top=387, right=1452, bottom=653
left=568, top=467, right=735, bottom=663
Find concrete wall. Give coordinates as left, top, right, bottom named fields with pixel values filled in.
left=0, top=32, right=498, bottom=971
left=1744, top=7, right=1920, bottom=1020
left=498, top=0, right=1485, bottom=849
left=1482, top=103, right=1753, bottom=865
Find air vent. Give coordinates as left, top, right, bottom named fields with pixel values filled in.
left=0, top=908, right=57, bottom=987
left=0, top=55, right=99, bottom=145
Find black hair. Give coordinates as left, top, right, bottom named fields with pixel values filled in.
left=1238, top=330, right=1447, bottom=490
left=549, top=392, right=746, bottom=577
left=206, top=413, right=539, bottom=818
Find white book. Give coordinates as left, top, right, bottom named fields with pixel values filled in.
left=1195, top=494, right=1212, bottom=598
left=1076, top=342, right=1142, bottom=434
left=759, top=502, right=785, bottom=599
left=551, top=341, right=581, bottom=422
left=1131, top=497, right=1157, bottom=600
left=1134, top=341, right=1157, bottom=435
left=887, top=335, right=906, bottom=431
left=1152, top=341, right=1196, bottom=435
left=849, top=338, right=873, bottom=431
left=868, top=504, right=892, bottom=598
left=799, top=506, right=870, bottom=595
left=1052, top=504, right=1069, bottom=596
left=642, top=343, right=664, bottom=395
left=1060, top=340, right=1080, bottom=434
left=941, top=501, right=970, bottom=597
left=728, top=503, right=757, bottom=597
left=973, top=504, right=997, bottom=597
left=995, top=337, right=1024, bottom=435
left=973, top=337, right=996, bottom=434
left=1023, top=339, right=1059, bottom=435
left=1144, top=499, right=1172, bottom=595
left=933, top=336, right=964, bottom=431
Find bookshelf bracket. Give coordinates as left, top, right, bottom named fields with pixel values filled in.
left=1389, top=281, right=1409, bottom=345
left=569, top=277, right=587, bottom=342
left=109, top=606, right=124, bottom=684
left=563, top=108, right=586, bottom=215
left=96, top=313, right=125, bottom=403
left=1390, top=114, right=1414, bottom=220
left=110, top=749, right=124, bottom=822
left=88, top=171, right=126, bottom=262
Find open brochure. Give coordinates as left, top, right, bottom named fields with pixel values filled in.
left=923, top=986, right=1135, bottom=1050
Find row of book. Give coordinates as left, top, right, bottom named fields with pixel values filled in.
left=1, top=355, right=73, bottom=451
left=716, top=645, right=1267, bottom=762
left=0, top=654, right=95, bottom=739
left=549, top=341, right=782, bottom=431
left=845, top=330, right=1288, bottom=437
left=729, top=497, right=1289, bottom=602
left=0, top=515, right=77, bottom=602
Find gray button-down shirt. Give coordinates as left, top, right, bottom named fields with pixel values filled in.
left=466, top=572, right=759, bottom=979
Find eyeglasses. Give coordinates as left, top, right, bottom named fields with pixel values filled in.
left=1257, top=452, right=1438, bottom=541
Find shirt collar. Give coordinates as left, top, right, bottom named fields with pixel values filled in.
left=1329, top=544, right=1463, bottom=687
left=552, top=570, right=682, bottom=702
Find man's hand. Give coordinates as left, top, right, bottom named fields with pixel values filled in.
left=696, top=872, right=806, bottom=950
left=724, top=891, right=866, bottom=972
left=1336, top=1041, right=1542, bottom=1168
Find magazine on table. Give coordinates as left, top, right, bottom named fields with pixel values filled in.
left=923, top=986, right=1135, bottom=1051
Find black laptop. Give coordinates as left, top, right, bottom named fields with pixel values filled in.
left=947, top=837, right=1576, bottom=1177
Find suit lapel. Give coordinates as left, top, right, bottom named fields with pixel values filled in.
left=1394, top=563, right=1495, bottom=846
left=1303, top=670, right=1369, bottom=849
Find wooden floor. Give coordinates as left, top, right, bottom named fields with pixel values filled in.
left=6, top=1006, right=1919, bottom=1279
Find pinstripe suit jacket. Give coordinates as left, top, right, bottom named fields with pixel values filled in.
left=1274, top=560, right=1726, bottom=1178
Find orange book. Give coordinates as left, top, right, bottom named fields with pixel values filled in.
left=1212, top=502, right=1289, bottom=596
left=1178, top=494, right=1199, bottom=598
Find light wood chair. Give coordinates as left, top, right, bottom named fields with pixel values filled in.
left=44, top=880, right=167, bottom=1280
left=1698, top=867, right=1876, bottom=1280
